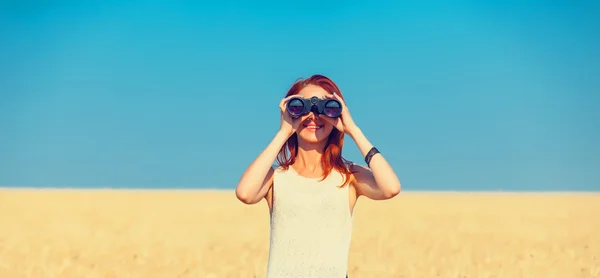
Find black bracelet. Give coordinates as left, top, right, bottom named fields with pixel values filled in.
left=364, top=147, right=380, bottom=167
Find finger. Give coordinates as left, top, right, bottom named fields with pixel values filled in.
left=279, top=98, right=286, bottom=110
left=331, top=92, right=346, bottom=105
left=301, top=114, right=310, bottom=122
left=293, top=113, right=309, bottom=122
left=280, top=95, right=292, bottom=107
left=280, top=95, right=297, bottom=110
left=324, top=92, right=345, bottom=104
left=293, top=114, right=310, bottom=128
left=337, top=120, right=345, bottom=132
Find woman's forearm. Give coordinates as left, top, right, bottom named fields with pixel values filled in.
left=348, top=128, right=401, bottom=196
left=235, top=130, right=290, bottom=204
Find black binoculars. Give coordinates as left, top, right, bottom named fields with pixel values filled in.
left=286, top=96, right=342, bottom=118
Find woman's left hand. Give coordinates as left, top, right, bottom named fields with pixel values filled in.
left=320, top=92, right=359, bottom=136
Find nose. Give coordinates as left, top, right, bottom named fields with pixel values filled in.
left=307, top=111, right=320, bottom=119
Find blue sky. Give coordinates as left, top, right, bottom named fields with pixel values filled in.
left=1, top=0, right=599, bottom=191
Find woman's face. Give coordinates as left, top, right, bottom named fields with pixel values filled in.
left=294, top=84, right=336, bottom=144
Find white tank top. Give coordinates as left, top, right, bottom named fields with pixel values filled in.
left=265, top=165, right=354, bottom=278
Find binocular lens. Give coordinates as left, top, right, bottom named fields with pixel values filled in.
left=287, top=99, right=305, bottom=116
left=324, top=100, right=341, bottom=117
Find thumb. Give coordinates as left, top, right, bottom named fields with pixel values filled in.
left=293, top=114, right=309, bottom=127
left=320, top=115, right=334, bottom=125
left=321, top=116, right=344, bottom=132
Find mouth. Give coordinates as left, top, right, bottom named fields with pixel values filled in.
left=303, top=123, right=324, bottom=130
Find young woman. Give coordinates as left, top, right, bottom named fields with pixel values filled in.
left=235, top=74, right=401, bottom=278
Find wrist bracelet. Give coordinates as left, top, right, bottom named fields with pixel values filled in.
left=364, top=147, right=380, bottom=167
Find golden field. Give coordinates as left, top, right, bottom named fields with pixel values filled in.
left=0, top=189, right=598, bottom=278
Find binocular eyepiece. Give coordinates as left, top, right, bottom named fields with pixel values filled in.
left=286, top=96, right=342, bottom=118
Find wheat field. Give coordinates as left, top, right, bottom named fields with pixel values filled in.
left=0, top=189, right=598, bottom=278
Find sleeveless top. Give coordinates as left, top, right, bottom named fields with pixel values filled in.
left=265, top=165, right=354, bottom=278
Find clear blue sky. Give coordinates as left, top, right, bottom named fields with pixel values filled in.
left=1, top=0, right=599, bottom=191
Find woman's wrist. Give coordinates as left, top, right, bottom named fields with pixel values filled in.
left=345, top=125, right=361, bottom=139
left=276, top=129, right=293, bottom=141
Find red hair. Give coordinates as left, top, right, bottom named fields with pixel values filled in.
left=276, top=74, right=355, bottom=187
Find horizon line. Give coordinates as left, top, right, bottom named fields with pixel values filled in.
left=1, top=187, right=599, bottom=195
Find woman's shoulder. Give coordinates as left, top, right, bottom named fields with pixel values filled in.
left=272, top=165, right=294, bottom=177
left=272, top=164, right=287, bottom=172
left=344, top=160, right=356, bottom=166
left=343, top=159, right=359, bottom=171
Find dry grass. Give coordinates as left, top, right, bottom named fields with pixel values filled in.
left=0, top=189, right=598, bottom=278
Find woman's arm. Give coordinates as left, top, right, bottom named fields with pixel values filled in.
left=235, top=130, right=290, bottom=204
left=320, top=92, right=401, bottom=200
left=236, top=95, right=307, bottom=204
left=348, top=127, right=401, bottom=200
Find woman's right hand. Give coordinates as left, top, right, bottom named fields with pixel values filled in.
left=279, top=95, right=307, bottom=137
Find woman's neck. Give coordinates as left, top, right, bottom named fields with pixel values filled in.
left=294, top=140, right=327, bottom=172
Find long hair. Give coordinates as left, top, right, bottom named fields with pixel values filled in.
left=275, top=74, right=355, bottom=187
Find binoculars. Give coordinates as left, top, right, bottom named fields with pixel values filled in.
left=286, top=96, right=342, bottom=118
